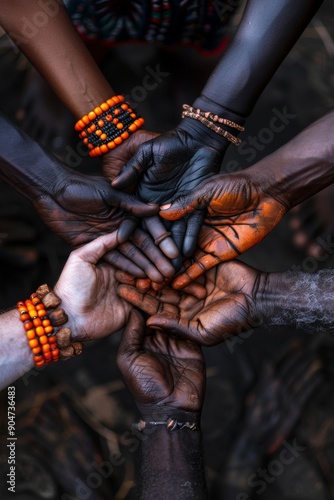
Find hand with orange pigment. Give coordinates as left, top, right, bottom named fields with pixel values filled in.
left=116, top=261, right=262, bottom=347
left=160, top=171, right=287, bottom=289
left=160, top=111, right=334, bottom=288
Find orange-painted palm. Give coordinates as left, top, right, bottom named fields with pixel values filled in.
left=159, top=172, right=288, bottom=288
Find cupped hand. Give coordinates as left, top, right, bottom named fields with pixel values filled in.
left=116, top=260, right=263, bottom=346
left=54, top=232, right=132, bottom=342
left=112, top=124, right=228, bottom=260
left=117, top=309, right=205, bottom=412
left=33, top=170, right=175, bottom=282
left=159, top=171, right=288, bottom=288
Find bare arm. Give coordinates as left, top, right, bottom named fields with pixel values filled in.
left=0, top=0, right=113, bottom=118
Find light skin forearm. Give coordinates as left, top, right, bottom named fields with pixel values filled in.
left=138, top=426, right=207, bottom=500
left=0, top=0, right=114, bottom=118
left=194, top=0, right=323, bottom=117
left=0, top=309, right=34, bottom=390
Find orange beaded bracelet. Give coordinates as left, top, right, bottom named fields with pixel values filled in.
left=75, top=95, right=144, bottom=157
left=18, top=284, right=84, bottom=368
left=17, top=295, right=59, bottom=367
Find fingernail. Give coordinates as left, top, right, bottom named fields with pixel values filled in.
left=160, top=203, right=171, bottom=210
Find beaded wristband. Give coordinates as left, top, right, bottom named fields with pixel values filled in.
left=75, top=95, right=144, bottom=157
left=17, top=296, right=59, bottom=367
left=18, top=285, right=84, bottom=368
left=35, top=284, right=84, bottom=362
left=182, top=103, right=244, bottom=146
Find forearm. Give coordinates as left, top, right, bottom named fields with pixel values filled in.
left=194, top=0, right=322, bottom=117
left=0, top=0, right=114, bottom=118
left=258, top=270, right=334, bottom=332
left=0, top=309, right=34, bottom=390
left=248, top=111, right=334, bottom=208
left=0, top=112, right=69, bottom=199
left=138, top=427, right=207, bottom=500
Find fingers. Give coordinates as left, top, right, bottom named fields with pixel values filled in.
left=183, top=210, right=204, bottom=257
left=103, top=249, right=147, bottom=278
left=117, top=309, right=145, bottom=363
left=144, top=216, right=179, bottom=259
left=147, top=313, right=200, bottom=344
left=170, top=219, right=186, bottom=271
left=71, top=231, right=120, bottom=264
left=130, top=228, right=175, bottom=279
left=172, top=253, right=221, bottom=289
left=160, top=190, right=207, bottom=221
left=117, top=284, right=161, bottom=316
left=112, top=143, right=150, bottom=190
left=109, top=189, right=158, bottom=217
left=117, top=219, right=138, bottom=244
left=117, top=241, right=166, bottom=283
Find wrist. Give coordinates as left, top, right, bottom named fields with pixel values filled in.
left=135, top=403, right=201, bottom=429
left=177, top=118, right=230, bottom=154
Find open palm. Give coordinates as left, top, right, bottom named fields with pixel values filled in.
left=117, top=310, right=205, bottom=411
left=117, top=260, right=263, bottom=346
left=159, top=172, right=288, bottom=288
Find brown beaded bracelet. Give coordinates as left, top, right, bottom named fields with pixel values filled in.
left=75, top=95, right=144, bottom=157
left=182, top=103, right=244, bottom=146
left=18, top=285, right=84, bottom=368
left=35, top=284, right=84, bottom=361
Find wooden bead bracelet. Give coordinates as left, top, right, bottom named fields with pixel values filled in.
left=75, top=95, right=144, bottom=157
left=17, top=284, right=84, bottom=368
left=182, top=103, right=244, bottom=146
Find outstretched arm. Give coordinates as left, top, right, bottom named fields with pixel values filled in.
left=159, top=111, right=334, bottom=288
left=112, top=0, right=323, bottom=258
left=0, top=113, right=179, bottom=281
left=193, top=0, right=323, bottom=116
left=117, top=310, right=207, bottom=500
left=0, top=232, right=134, bottom=390
left=117, top=263, right=334, bottom=347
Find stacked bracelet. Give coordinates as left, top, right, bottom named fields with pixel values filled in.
left=18, top=284, right=84, bottom=368
left=35, top=284, right=84, bottom=362
left=75, top=95, right=144, bottom=157
left=17, top=296, right=59, bottom=367
left=182, top=104, right=244, bottom=146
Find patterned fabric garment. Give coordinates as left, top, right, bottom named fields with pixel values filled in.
left=64, top=0, right=241, bottom=51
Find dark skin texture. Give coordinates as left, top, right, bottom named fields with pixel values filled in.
left=117, top=309, right=205, bottom=412
left=161, top=172, right=287, bottom=289
left=112, top=0, right=323, bottom=258
left=0, top=114, right=176, bottom=282
left=0, top=0, right=322, bottom=259
left=116, top=261, right=262, bottom=347
left=158, top=111, right=334, bottom=288
left=117, top=310, right=208, bottom=500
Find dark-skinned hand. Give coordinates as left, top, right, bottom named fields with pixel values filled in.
left=112, top=120, right=230, bottom=266
left=116, top=260, right=262, bottom=346
left=33, top=169, right=175, bottom=282
left=117, top=309, right=205, bottom=414
left=159, top=171, right=288, bottom=288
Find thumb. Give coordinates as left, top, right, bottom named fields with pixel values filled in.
left=159, top=188, right=209, bottom=221
left=106, top=189, right=158, bottom=217
left=147, top=312, right=199, bottom=344
left=118, top=309, right=145, bottom=363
